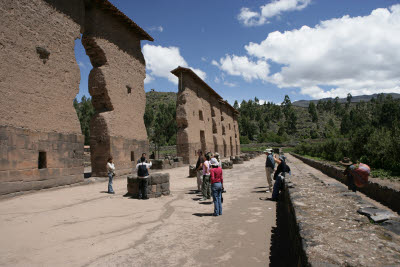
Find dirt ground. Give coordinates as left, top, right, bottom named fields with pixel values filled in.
left=0, top=156, right=276, bottom=267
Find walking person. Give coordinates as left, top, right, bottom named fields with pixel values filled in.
left=195, top=150, right=204, bottom=193
left=200, top=153, right=211, bottom=201
left=265, top=149, right=275, bottom=192
left=210, top=158, right=223, bottom=216
left=107, top=157, right=115, bottom=194
left=135, top=155, right=152, bottom=199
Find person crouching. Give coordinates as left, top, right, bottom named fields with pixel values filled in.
left=210, top=158, right=223, bottom=216
left=135, top=155, right=152, bottom=199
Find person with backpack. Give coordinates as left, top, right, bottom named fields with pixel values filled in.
left=340, top=157, right=370, bottom=192
left=106, top=157, right=116, bottom=194
left=265, top=149, right=275, bottom=193
left=135, top=155, right=152, bottom=199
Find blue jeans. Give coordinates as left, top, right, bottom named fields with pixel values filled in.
left=108, top=173, right=114, bottom=193
left=211, top=182, right=222, bottom=216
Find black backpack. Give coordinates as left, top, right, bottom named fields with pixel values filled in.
left=138, top=163, right=149, bottom=177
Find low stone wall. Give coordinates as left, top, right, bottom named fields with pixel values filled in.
left=150, top=157, right=184, bottom=170
left=291, top=153, right=400, bottom=213
left=281, top=155, right=400, bottom=266
left=127, top=173, right=170, bottom=198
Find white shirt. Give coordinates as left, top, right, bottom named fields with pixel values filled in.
left=135, top=161, right=153, bottom=178
left=107, top=162, right=115, bottom=174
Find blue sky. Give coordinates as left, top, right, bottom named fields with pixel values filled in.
left=75, top=0, right=400, bottom=104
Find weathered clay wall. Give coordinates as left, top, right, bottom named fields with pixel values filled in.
left=0, top=0, right=85, bottom=195
left=83, top=4, right=149, bottom=176
left=173, top=67, right=240, bottom=164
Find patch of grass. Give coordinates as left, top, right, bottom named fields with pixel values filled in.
left=282, top=147, right=295, bottom=153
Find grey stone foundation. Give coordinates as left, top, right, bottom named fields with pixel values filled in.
left=127, top=173, right=170, bottom=198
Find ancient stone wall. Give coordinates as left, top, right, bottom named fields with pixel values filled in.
left=83, top=2, right=152, bottom=177
left=172, top=67, right=240, bottom=164
left=0, top=0, right=85, bottom=195
left=0, top=0, right=153, bottom=194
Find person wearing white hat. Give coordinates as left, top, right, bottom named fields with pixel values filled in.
left=265, top=149, right=275, bottom=192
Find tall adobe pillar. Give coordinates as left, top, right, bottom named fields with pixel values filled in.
left=82, top=1, right=153, bottom=176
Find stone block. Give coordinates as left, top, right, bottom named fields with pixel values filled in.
left=162, top=190, right=170, bottom=196
left=150, top=159, right=164, bottom=169
left=156, top=184, right=162, bottom=193
left=151, top=184, right=157, bottom=193
left=161, top=182, right=170, bottom=191
left=172, top=162, right=179, bottom=168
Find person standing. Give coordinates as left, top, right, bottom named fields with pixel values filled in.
left=271, top=155, right=290, bottom=201
left=200, top=153, right=211, bottom=201
left=210, top=158, right=223, bottom=216
left=195, top=150, right=204, bottom=193
left=135, top=155, right=152, bottom=199
left=215, top=152, right=222, bottom=167
left=107, top=157, right=115, bottom=194
left=265, top=149, right=275, bottom=192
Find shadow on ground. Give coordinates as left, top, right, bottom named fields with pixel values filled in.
left=192, top=213, right=214, bottom=217
left=269, top=196, right=297, bottom=267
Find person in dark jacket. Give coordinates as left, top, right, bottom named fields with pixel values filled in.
left=271, top=155, right=290, bottom=201
left=135, top=156, right=152, bottom=199
left=265, top=149, right=275, bottom=192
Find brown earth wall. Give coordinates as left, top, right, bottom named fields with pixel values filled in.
left=176, top=71, right=240, bottom=164
left=0, top=126, right=84, bottom=195
left=83, top=4, right=149, bottom=176
left=0, top=0, right=85, bottom=195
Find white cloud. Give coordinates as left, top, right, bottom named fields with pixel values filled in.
left=148, top=26, right=164, bottom=32
left=212, top=55, right=269, bottom=82
left=218, top=5, right=400, bottom=99
left=143, top=44, right=206, bottom=84
left=78, top=61, right=86, bottom=68
left=238, top=0, right=311, bottom=26
left=223, top=81, right=237, bottom=87
left=201, top=57, right=207, bottom=62
left=144, top=74, right=154, bottom=84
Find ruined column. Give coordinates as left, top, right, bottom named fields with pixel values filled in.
left=82, top=1, right=153, bottom=176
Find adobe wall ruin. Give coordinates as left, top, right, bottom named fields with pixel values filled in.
left=82, top=1, right=152, bottom=177
left=0, top=0, right=152, bottom=195
left=172, top=67, right=240, bottom=164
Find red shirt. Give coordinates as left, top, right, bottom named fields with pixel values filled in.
left=210, top=167, right=223, bottom=184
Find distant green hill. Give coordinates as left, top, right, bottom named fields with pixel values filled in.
left=293, top=93, right=400, bottom=107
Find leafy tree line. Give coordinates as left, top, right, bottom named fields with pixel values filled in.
left=234, top=95, right=297, bottom=144
left=73, top=96, right=95, bottom=145
left=296, top=94, right=400, bottom=174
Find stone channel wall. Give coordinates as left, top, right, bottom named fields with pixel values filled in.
left=127, top=173, right=170, bottom=198
left=281, top=155, right=400, bottom=266
left=171, top=67, right=240, bottom=164
left=291, top=153, right=400, bottom=213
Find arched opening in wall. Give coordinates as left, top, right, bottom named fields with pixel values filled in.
left=74, top=36, right=94, bottom=176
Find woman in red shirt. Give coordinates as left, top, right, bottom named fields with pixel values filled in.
left=210, top=158, right=223, bottom=216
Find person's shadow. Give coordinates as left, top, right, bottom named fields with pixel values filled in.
left=192, top=213, right=214, bottom=217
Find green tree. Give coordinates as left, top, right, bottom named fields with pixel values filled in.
left=308, top=102, right=318, bottom=122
